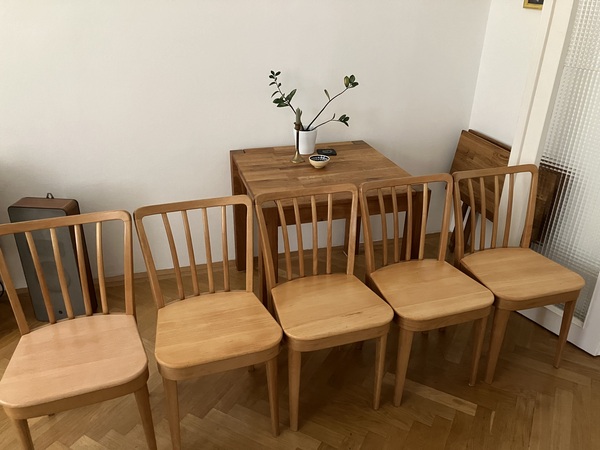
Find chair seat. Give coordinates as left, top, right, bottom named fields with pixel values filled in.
left=460, top=248, right=585, bottom=310
left=272, top=273, right=393, bottom=347
left=370, top=260, right=493, bottom=328
left=155, top=292, right=282, bottom=373
left=0, top=314, right=147, bottom=410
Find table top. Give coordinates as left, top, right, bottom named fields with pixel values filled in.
left=230, top=140, right=411, bottom=199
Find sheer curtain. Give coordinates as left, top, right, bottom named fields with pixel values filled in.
left=532, top=0, right=600, bottom=321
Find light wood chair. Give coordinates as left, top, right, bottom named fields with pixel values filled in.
left=134, top=195, right=282, bottom=448
left=254, top=184, right=394, bottom=431
left=360, top=173, right=494, bottom=406
left=0, top=211, right=156, bottom=450
left=452, top=165, right=585, bottom=384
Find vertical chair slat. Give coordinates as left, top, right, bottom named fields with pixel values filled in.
left=491, top=176, right=500, bottom=249
left=122, top=214, right=134, bottom=316
left=345, top=192, right=358, bottom=275
left=391, top=187, right=400, bottom=264
left=361, top=190, right=376, bottom=275
left=25, top=231, right=56, bottom=323
left=95, top=223, right=108, bottom=314
left=74, top=225, right=93, bottom=316
left=377, top=189, right=388, bottom=267
left=404, top=186, right=413, bottom=261
left=479, top=177, right=486, bottom=251
left=202, top=208, right=215, bottom=293
left=503, top=173, right=515, bottom=247
left=467, top=179, right=476, bottom=254
left=136, top=218, right=164, bottom=309
left=50, top=228, right=74, bottom=319
left=162, top=213, right=185, bottom=300
left=293, top=199, right=305, bottom=278
left=437, top=179, right=453, bottom=261
left=326, top=194, right=333, bottom=274
left=521, top=170, right=538, bottom=248
left=452, top=179, right=465, bottom=265
left=221, top=206, right=230, bottom=292
left=311, top=196, right=318, bottom=276
left=418, top=183, right=428, bottom=260
left=276, top=200, right=293, bottom=280
left=182, top=211, right=199, bottom=296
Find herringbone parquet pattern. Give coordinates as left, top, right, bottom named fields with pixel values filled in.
left=0, top=242, right=599, bottom=449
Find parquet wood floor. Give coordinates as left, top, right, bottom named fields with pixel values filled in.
left=0, top=239, right=599, bottom=449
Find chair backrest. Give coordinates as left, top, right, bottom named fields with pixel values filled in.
left=452, top=164, right=539, bottom=263
left=254, top=184, right=359, bottom=291
left=360, top=173, right=454, bottom=275
left=134, top=195, right=253, bottom=309
left=0, top=210, right=134, bottom=336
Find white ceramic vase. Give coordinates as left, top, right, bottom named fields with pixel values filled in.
left=294, top=129, right=318, bottom=155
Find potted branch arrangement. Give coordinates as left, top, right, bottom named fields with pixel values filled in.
left=269, top=70, right=359, bottom=160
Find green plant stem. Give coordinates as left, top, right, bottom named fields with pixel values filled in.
left=311, top=115, right=338, bottom=130
left=274, top=76, right=297, bottom=117
left=305, top=87, right=349, bottom=131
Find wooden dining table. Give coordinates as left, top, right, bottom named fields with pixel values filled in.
left=230, top=140, right=422, bottom=298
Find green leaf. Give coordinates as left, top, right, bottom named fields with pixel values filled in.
left=269, top=81, right=276, bottom=86
left=271, top=91, right=279, bottom=98
left=344, top=76, right=349, bottom=88
left=349, top=75, right=355, bottom=83
left=276, top=103, right=287, bottom=108
left=286, top=89, right=296, bottom=102
left=275, top=71, right=281, bottom=76
left=324, top=89, right=330, bottom=100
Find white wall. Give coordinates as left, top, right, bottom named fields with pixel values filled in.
left=469, top=0, right=543, bottom=147
left=0, top=1, right=492, bottom=280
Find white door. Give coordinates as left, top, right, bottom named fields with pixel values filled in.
left=511, top=0, right=600, bottom=355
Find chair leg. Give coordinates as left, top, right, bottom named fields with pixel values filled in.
left=288, top=347, right=302, bottom=432
left=265, top=356, right=280, bottom=436
left=163, top=378, right=181, bottom=450
left=373, top=333, right=388, bottom=410
left=134, top=385, right=157, bottom=450
left=393, top=328, right=414, bottom=407
left=484, top=308, right=511, bottom=384
left=469, top=316, right=487, bottom=386
left=554, top=300, right=577, bottom=368
left=9, top=417, right=33, bottom=450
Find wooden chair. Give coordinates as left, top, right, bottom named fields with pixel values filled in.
left=254, top=184, right=393, bottom=431
left=134, top=195, right=282, bottom=448
left=452, top=165, right=585, bottom=384
left=360, top=174, right=494, bottom=406
left=0, top=211, right=156, bottom=450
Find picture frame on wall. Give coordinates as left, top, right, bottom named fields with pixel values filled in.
left=524, top=0, right=543, bottom=9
